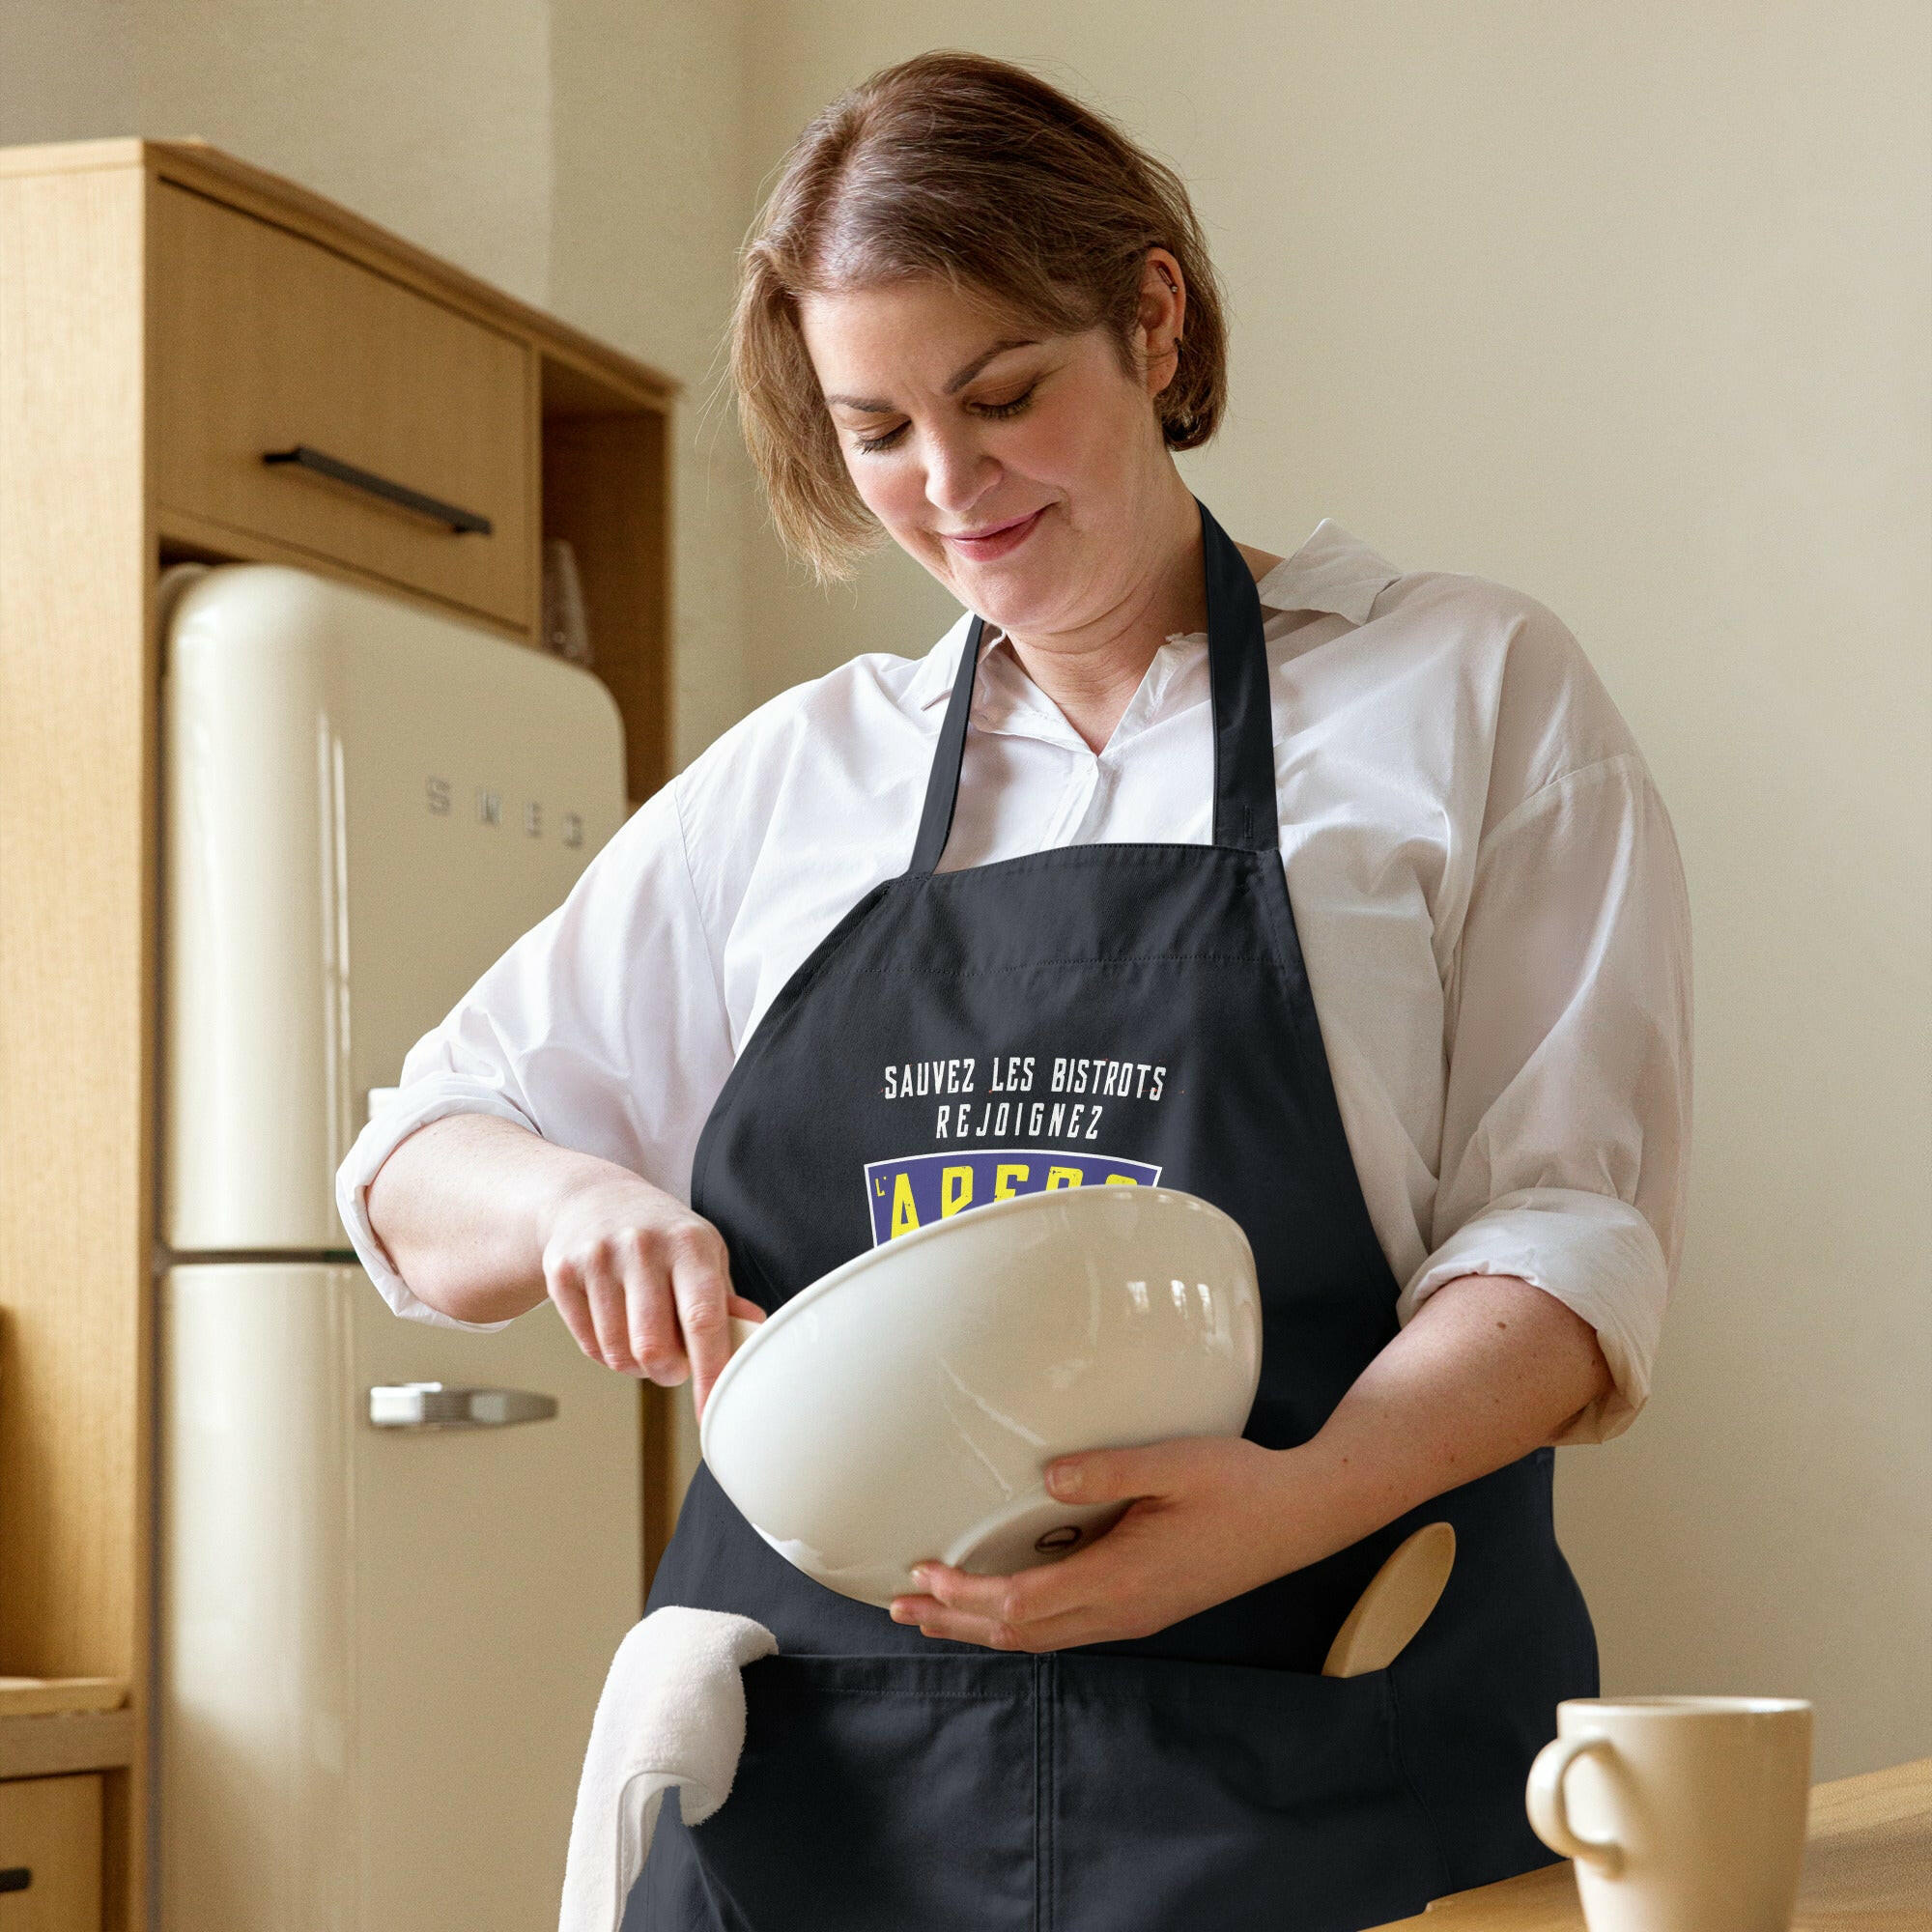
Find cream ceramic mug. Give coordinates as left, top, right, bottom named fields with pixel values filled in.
left=1526, top=1696, right=1814, bottom=1932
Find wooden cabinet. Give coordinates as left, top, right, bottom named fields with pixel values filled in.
left=0, top=137, right=682, bottom=1932
left=0, top=1776, right=102, bottom=1932
left=153, top=183, right=536, bottom=627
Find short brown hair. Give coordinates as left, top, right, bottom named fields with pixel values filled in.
left=729, top=50, right=1230, bottom=583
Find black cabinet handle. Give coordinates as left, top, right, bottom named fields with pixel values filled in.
left=0, top=1866, right=31, bottom=1892
left=262, top=445, right=493, bottom=535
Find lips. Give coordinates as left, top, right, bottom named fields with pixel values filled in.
left=943, top=506, right=1046, bottom=560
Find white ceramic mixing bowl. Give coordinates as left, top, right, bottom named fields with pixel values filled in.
left=697, top=1182, right=1263, bottom=1608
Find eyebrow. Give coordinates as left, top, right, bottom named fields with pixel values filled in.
left=823, top=337, right=1040, bottom=413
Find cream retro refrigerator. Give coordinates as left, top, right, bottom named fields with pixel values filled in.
left=156, top=563, right=642, bottom=1931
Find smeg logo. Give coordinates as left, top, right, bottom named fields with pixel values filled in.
left=425, top=776, right=584, bottom=847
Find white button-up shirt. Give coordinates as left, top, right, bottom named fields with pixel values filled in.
left=334, top=519, right=1691, bottom=1445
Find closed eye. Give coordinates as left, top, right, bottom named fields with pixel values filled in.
left=852, top=384, right=1039, bottom=456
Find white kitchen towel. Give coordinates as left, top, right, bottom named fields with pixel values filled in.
left=558, top=1605, right=779, bottom=1932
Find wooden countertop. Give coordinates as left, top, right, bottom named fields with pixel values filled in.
left=1370, top=1756, right=1932, bottom=1929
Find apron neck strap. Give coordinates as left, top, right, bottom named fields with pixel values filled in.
left=908, top=495, right=1279, bottom=875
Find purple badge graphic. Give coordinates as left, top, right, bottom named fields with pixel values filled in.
left=863, top=1148, right=1163, bottom=1245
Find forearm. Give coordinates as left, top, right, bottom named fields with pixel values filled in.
left=362, top=1112, right=626, bottom=1323
left=1274, top=1272, right=1613, bottom=1570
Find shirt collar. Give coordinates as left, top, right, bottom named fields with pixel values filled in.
left=905, top=517, right=1402, bottom=713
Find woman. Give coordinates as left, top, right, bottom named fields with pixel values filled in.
left=337, top=49, right=1692, bottom=1931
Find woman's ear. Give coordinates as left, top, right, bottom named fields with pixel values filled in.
left=1136, top=247, right=1187, bottom=399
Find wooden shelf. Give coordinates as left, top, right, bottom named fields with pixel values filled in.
left=0, top=1708, right=137, bottom=1781
left=0, top=1678, right=127, bottom=1721
left=541, top=371, right=671, bottom=812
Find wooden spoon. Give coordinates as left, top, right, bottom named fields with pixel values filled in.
left=1321, top=1521, right=1456, bottom=1677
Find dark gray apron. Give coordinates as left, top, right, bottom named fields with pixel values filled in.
left=632, top=497, right=1598, bottom=1930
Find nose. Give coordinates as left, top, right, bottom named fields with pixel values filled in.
left=922, top=423, right=999, bottom=523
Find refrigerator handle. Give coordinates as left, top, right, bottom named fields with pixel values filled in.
left=367, top=1382, right=559, bottom=1431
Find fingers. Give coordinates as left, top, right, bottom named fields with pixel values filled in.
left=544, top=1215, right=725, bottom=1383
left=538, top=1180, right=761, bottom=1398
left=890, top=1549, right=1141, bottom=1652
left=890, top=1523, right=1152, bottom=1651
left=541, top=1238, right=628, bottom=1373
left=886, top=1438, right=1275, bottom=1651
left=593, top=1233, right=668, bottom=1377
left=545, top=1265, right=603, bottom=1365
left=667, top=1223, right=738, bottom=1419
left=1045, top=1444, right=1174, bottom=1505
left=892, top=1594, right=1107, bottom=1652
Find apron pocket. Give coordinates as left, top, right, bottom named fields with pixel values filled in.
left=1051, top=1651, right=1450, bottom=1932
left=647, top=1651, right=1040, bottom=1932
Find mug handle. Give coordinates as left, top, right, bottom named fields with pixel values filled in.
left=1526, top=1733, right=1626, bottom=1874
left=727, top=1315, right=763, bottom=1357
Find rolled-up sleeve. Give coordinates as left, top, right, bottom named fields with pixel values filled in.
left=1395, top=752, right=1694, bottom=1443
left=332, top=778, right=737, bottom=1329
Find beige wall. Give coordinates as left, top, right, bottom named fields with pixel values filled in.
left=0, top=0, right=554, bottom=310
left=4, top=0, right=1925, bottom=1786
left=740, top=3, right=1932, bottom=1782
left=547, top=0, right=757, bottom=760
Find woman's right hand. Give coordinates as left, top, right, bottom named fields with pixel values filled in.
left=539, top=1168, right=766, bottom=1419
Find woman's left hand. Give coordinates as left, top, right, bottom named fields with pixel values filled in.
left=889, top=1435, right=1317, bottom=1651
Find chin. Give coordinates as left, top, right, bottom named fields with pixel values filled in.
left=952, top=554, right=1057, bottom=623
